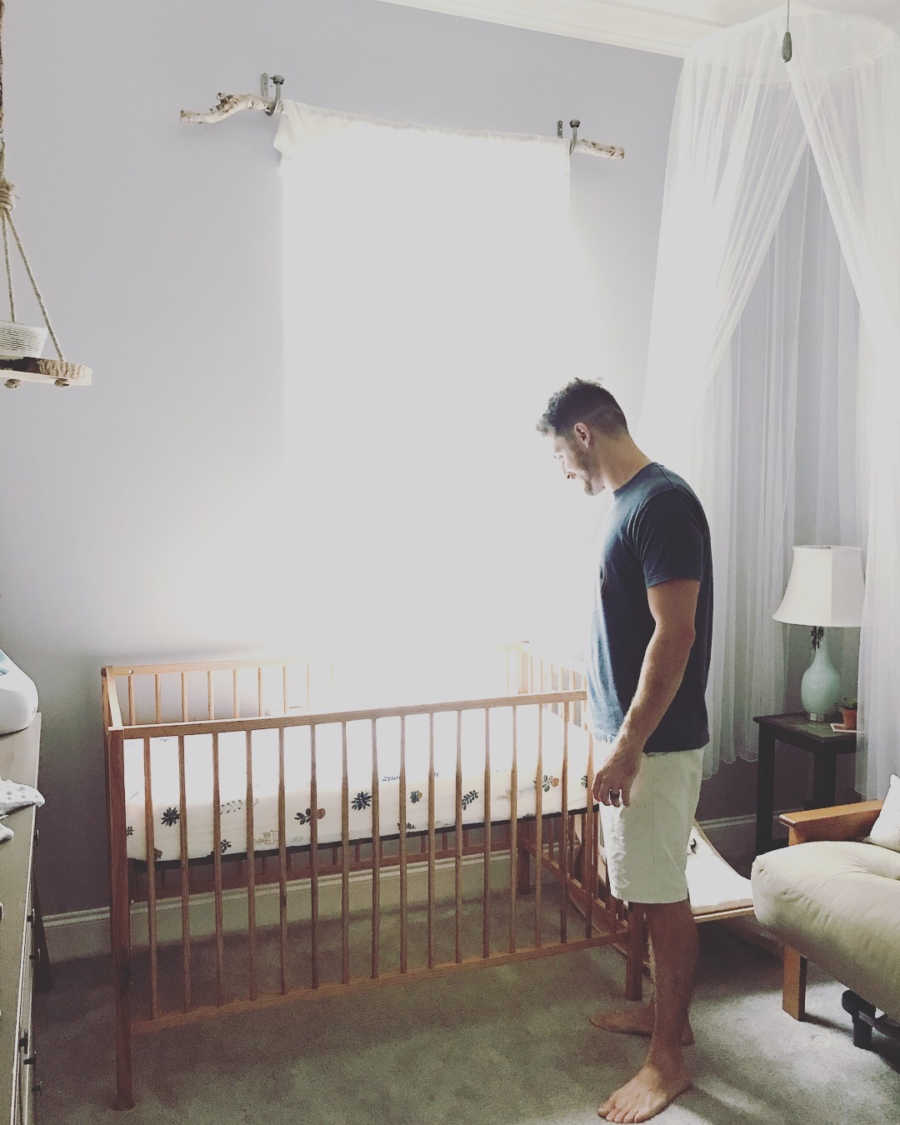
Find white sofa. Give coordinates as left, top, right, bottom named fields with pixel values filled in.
left=751, top=800, right=900, bottom=1047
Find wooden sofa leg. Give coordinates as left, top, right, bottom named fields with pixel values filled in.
left=782, top=945, right=807, bottom=1020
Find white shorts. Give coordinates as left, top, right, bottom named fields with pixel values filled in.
left=597, top=745, right=705, bottom=905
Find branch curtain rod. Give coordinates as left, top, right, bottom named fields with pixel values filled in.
left=179, top=73, right=625, bottom=160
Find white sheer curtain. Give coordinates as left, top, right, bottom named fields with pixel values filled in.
left=275, top=102, right=595, bottom=698
left=640, top=14, right=807, bottom=469
left=640, top=4, right=898, bottom=790
left=789, top=6, right=900, bottom=798
left=693, top=150, right=860, bottom=774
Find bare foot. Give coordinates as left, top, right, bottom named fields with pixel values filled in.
left=589, top=1004, right=694, bottom=1045
left=597, top=1060, right=691, bottom=1122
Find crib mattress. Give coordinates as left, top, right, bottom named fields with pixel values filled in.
left=124, top=707, right=593, bottom=862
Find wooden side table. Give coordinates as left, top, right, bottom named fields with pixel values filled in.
left=753, top=712, right=858, bottom=855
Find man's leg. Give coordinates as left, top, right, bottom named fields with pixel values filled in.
left=589, top=907, right=695, bottom=1044
left=597, top=898, right=695, bottom=1123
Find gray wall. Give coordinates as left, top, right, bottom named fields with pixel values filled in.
left=0, top=1, right=682, bottom=915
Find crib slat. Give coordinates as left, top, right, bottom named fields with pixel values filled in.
left=427, top=712, right=436, bottom=970
left=341, top=722, right=350, bottom=985
left=181, top=672, right=188, bottom=722
left=482, top=708, right=491, bottom=959
left=371, top=719, right=380, bottom=979
left=154, top=674, right=161, bottom=723
left=212, top=732, right=224, bottom=1005
left=509, top=705, right=518, bottom=953
left=399, top=716, right=408, bottom=974
left=277, top=728, right=288, bottom=994
left=560, top=702, right=569, bottom=944
left=585, top=732, right=595, bottom=939
left=143, top=736, right=159, bottom=1019
left=455, top=709, right=463, bottom=964
left=246, top=730, right=257, bottom=1001
left=310, top=725, right=320, bottom=990
left=178, top=735, right=191, bottom=1011
left=535, top=705, right=543, bottom=948
left=128, top=674, right=135, bottom=726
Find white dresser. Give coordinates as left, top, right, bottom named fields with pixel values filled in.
left=0, top=717, right=43, bottom=1125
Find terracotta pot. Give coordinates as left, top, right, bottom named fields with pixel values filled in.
left=840, top=707, right=857, bottom=731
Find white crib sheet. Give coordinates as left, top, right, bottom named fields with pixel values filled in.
left=125, top=706, right=593, bottom=862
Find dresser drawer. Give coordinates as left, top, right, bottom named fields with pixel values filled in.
left=13, top=883, right=37, bottom=1125
left=0, top=720, right=42, bottom=1125
left=18, top=905, right=36, bottom=1125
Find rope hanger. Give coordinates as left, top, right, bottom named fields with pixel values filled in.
left=0, top=0, right=91, bottom=388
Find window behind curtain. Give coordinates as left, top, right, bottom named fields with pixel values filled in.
left=277, top=102, right=596, bottom=695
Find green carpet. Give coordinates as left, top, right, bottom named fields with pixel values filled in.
left=35, top=897, right=900, bottom=1124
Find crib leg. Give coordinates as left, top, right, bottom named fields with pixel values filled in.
left=106, top=730, right=135, bottom=1110
left=625, top=904, right=645, bottom=1001
left=517, top=823, right=532, bottom=895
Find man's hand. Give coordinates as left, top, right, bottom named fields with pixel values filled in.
left=592, top=733, right=645, bottom=807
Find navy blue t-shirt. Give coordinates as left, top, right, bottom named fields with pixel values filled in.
left=587, top=463, right=713, bottom=754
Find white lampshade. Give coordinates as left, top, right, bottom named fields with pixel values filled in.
left=773, top=545, right=865, bottom=627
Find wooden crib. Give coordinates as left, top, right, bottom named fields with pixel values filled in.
left=101, top=649, right=641, bottom=1109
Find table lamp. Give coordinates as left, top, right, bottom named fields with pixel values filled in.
left=773, top=545, right=865, bottom=722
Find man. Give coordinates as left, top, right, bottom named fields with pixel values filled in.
left=537, top=378, right=713, bottom=1124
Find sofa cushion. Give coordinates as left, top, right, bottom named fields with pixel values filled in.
left=751, top=840, right=900, bottom=1019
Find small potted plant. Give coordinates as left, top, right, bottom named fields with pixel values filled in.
left=839, top=696, right=858, bottom=730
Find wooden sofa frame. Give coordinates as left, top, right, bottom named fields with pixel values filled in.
left=777, top=800, right=883, bottom=1021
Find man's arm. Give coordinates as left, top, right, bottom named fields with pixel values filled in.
left=592, top=578, right=699, bottom=807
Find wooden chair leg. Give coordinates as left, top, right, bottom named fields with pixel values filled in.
left=625, top=904, right=645, bottom=1001
left=782, top=945, right=807, bottom=1020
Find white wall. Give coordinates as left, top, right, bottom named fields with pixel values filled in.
left=0, top=0, right=681, bottom=914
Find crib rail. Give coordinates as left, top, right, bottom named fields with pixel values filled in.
left=106, top=690, right=586, bottom=737
left=101, top=652, right=620, bottom=1111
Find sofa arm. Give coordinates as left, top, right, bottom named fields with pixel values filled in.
left=779, top=800, right=883, bottom=845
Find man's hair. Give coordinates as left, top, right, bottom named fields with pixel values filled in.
left=536, top=378, right=628, bottom=438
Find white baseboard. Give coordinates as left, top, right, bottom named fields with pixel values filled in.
left=44, top=813, right=770, bottom=963
left=45, top=850, right=511, bottom=964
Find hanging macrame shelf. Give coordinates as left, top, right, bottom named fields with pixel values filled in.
left=1, top=356, right=91, bottom=387
left=0, top=0, right=91, bottom=390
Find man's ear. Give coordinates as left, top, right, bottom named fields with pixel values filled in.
left=572, top=422, right=591, bottom=448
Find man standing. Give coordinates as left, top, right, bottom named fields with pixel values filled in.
left=537, top=378, right=713, bottom=1124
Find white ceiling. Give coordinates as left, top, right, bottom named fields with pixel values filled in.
left=377, top=1, right=896, bottom=57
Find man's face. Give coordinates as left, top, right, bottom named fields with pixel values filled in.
left=552, top=431, right=600, bottom=495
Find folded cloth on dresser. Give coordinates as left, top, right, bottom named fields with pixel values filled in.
left=125, top=706, right=592, bottom=862
left=0, top=777, right=45, bottom=845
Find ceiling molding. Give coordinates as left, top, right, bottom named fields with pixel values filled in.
left=376, top=0, right=729, bottom=57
